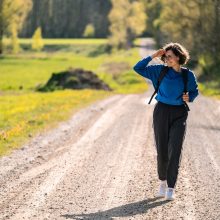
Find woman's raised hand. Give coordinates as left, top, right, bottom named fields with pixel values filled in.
left=151, top=49, right=166, bottom=59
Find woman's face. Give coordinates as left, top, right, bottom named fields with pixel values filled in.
left=164, top=50, right=180, bottom=67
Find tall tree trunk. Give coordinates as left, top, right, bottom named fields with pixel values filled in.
left=0, top=27, right=3, bottom=54
left=214, top=0, right=220, bottom=64
left=0, top=0, right=4, bottom=54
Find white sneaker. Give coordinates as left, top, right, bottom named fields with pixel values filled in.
left=156, top=180, right=167, bottom=197
left=165, top=187, right=175, bottom=200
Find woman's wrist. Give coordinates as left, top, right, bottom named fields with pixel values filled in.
left=151, top=54, right=156, bottom=59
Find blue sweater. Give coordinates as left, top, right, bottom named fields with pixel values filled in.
left=133, top=56, right=199, bottom=105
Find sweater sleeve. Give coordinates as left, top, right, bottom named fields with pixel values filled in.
left=133, top=56, right=164, bottom=87
left=188, top=70, right=199, bottom=102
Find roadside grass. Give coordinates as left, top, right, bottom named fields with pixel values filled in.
left=0, top=89, right=112, bottom=156
left=198, top=81, right=220, bottom=99
left=0, top=38, right=147, bottom=155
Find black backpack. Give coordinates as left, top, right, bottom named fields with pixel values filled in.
left=148, top=66, right=190, bottom=111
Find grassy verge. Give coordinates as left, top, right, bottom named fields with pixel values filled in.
left=198, top=81, right=220, bottom=99
left=0, top=90, right=112, bottom=156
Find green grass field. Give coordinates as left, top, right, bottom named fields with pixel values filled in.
left=0, top=38, right=148, bottom=155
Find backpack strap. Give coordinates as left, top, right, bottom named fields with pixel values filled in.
left=181, top=67, right=190, bottom=111
left=181, top=67, right=188, bottom=93
left=148, top=65, right=169, bottom=104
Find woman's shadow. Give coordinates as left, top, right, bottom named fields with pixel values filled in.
left=61, top=197, right=171, bottom=220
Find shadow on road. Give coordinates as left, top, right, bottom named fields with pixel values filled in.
left=61, top=197, right=171, bottom=220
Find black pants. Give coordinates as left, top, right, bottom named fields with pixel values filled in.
left=153, top=101, right=188, bottom=188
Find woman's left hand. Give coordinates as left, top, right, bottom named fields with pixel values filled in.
left=182, top=92, right=189, bottom=102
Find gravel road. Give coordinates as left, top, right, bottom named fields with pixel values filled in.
left=0, top=38, right=220, bottom=220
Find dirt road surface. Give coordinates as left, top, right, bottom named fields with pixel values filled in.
left=0, top=39, right=220, bottom=220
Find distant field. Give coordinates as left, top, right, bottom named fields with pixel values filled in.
left=0, top=50, right=144, bottom=92
left=0, top=52, right=107, bottom=91
left=0, top=38, right=148, bottom=155
left=3, top=38, right=108, bottom=46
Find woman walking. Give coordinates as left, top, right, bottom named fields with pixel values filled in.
left=133, top=42, right=199, bottom=200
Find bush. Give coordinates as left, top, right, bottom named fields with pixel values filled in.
left=32, top=27, right=44, bottom=51
left=83, top=24, right=95, bottom=38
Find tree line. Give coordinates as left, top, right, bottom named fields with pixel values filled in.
left=20, top=0, right=112, bottom=38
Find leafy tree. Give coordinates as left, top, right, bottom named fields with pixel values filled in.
left=11, top=22, right=19, bottom=53
left=146, top=0, right=220, bottom=76
left=0, top=0, right=32, bottom=54
left=108, top=0, right=147, bottom=49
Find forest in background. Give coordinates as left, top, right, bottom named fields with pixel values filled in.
left=20, top=0, right=112, bottom=38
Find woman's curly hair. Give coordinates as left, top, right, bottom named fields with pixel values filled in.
left=161, top=42, right=190, bottom=65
